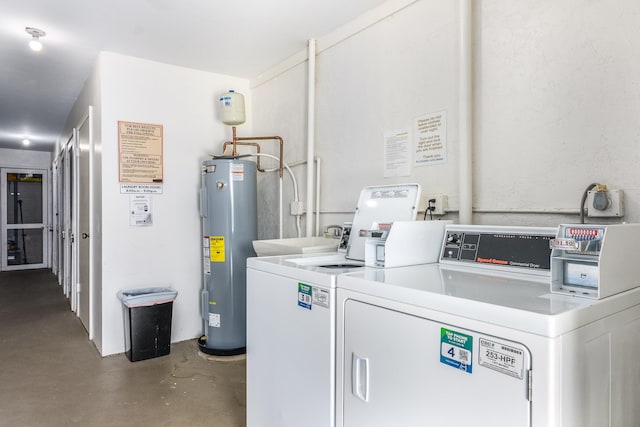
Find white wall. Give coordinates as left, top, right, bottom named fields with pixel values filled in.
left=474, top=0, right=640, bottom=225
left=252, top=0, right=640, bottom=238
left=98, top=52, right=251, bottom=356
left=252, top=0, right=459, bottom=238
left=0, top=148, right=52, bottom=169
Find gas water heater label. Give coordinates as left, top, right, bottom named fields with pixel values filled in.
left=208, top=313, right=221, bottom=328
left=298, top=283, right=312, bottom=310
left=209, top=236, right=225, bottom=262
left=440, top=328, right=473, bottom=374
left=230, top=163, right=244, bottom=181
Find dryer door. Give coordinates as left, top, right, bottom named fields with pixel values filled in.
left=341, top=300, right=532, bottom=427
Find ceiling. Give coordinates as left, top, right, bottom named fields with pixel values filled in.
left=0, top=0, right=389, bottom=152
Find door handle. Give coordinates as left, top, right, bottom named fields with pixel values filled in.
left=352, top=353, right=370, bottom=402
left=82, top=232, right=89, bottom=239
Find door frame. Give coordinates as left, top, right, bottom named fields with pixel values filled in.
left=1, top=168, right=49, bottom=271
left=57, top=131, right=77, bottom=306
left=52, top=159, right=59, bottom=277
left=76, top=107, right=93, bottom=339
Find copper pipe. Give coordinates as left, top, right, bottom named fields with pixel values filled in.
left=237, top=136, right=284, bottom=177
left=225, top=132, right=284, bottom=177
left=222, top=141, right=265, bottom=172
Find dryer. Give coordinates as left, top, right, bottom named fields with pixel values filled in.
left=336, top=225, right=640, bottom=427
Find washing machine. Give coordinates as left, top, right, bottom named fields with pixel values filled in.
left=336, top=224, right=640, bottom=427
left=246, top=183, right=426, bottom=427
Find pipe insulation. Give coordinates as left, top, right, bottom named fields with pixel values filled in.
left=306, top=39, right=317, bottom=236
left=458, top=0, right=473, bottom=224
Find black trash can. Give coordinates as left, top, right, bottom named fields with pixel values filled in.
left=117, top=287, right=178, bottom=362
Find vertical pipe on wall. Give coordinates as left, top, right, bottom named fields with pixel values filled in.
left=458, top=0, right=473, bottom=224
left=279, top=177, right=284, bottom=239
left=315, top=157, right=321, bottom=237
left=306, top=39, right=317, bottom=236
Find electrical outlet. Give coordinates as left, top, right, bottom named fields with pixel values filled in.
left=587, top=189, right=624, bottom=217
left=423, top=194, right=447, bottom=216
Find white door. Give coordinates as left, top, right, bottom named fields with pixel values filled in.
left=1, top=169, right=48, bottom=271
left=76, top=113, right=91, bottom=334
left=52, top=160, right=59, bottom=277
left=341, top=300, right=532, bottom=427
left=62, top=135, right=76, bottom=305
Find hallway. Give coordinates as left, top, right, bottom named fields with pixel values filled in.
left=0, top=269, right=246, bottom=426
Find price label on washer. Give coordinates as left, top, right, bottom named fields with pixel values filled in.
left=478, top=337, right=525, bottom=379
left=312, top=287, right=329, bottom=309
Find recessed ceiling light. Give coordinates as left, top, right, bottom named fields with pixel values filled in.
left=22, top=138, right=31, bottom=146
left=25, top=27, right=46, bottom=52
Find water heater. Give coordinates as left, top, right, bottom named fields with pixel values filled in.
left=199, top=157, right=257, bottom=355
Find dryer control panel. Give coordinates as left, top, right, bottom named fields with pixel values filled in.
left=440, top=225, right=557, bottom=276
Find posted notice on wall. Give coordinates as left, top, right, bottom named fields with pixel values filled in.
left=415, top=111, right=447, bottom=166
left=384, top=129, right=411, bottom=177
left=129, top=194, right=153, bottom=226
left=118, top=121, right=164, bottom=194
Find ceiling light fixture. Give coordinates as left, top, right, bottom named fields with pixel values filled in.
left=25, top=27, right=46, bottom=52
left=22, top=138, right=31, bottom=146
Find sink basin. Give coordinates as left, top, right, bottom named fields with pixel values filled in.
left=252, top=237, right=339, bottom=257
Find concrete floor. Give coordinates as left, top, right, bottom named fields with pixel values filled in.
left=0, top=269, right=246, bottom=426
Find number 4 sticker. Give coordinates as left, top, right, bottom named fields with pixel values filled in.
left=440, top=327, right=473, bottom=374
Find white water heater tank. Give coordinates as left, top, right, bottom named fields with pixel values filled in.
left=219, top=90, right=246, bottom=125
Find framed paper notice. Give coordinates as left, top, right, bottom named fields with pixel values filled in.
left=118, top=121, right=164, bottom=193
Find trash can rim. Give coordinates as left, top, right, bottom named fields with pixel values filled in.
left=117, top=287, right=178, bottom=308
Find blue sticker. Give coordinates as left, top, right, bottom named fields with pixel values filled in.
left=298, top=283, right=312, bottom=310
left=440, top=327, right=473, bottom=373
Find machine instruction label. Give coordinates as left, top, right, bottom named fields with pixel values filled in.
left=312, top=287, right=329, bottom=309
left=298, top=283, right=312, bottom=310
left=209, top=236, right=225, bottom=262
left=478, top=337, right=525, bottom=379
left=440, top=328, right=473, bottom=373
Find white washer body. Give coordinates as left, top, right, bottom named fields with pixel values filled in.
left=336, top=264, right=640, bottom=427
left=246, top=253, right=365, bottom=427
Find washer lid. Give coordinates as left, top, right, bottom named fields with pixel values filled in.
left=346, top=183, right=421, bottom=261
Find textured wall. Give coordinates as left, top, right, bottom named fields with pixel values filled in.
left=252, top=0, right=640, bottom=237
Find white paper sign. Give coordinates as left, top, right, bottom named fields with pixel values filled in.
left=384, top=129, right=411, bottom=177
left=129, top=195, right=153, bottom=226
left=415, top=111, right=447, bottom=166
left=121, top=183, right=163, bottom=194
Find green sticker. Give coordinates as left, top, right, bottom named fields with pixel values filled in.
left=440, top=327, right=473, bottom=373
left=298, top=283, right=312, bottom=310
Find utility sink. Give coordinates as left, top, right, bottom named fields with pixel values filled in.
left=252, top=237, right=339, bottom=257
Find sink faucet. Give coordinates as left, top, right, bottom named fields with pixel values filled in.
left=324, top=225, right=343, bottom=238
